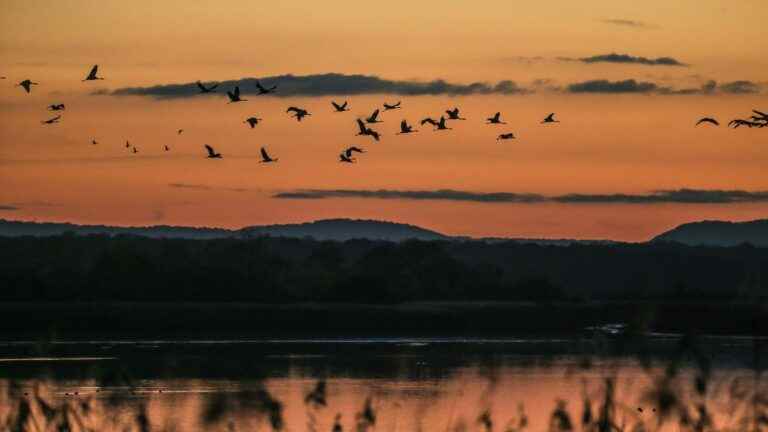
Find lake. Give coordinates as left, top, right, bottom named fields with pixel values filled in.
left=0, top=335, right=765, bottom=431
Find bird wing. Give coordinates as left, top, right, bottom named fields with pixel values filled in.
left=88, top=65, right=98, bottom=79
left=400, top=120, right=408, bottom=130
left=332, top=101, right=341, bottom=110
left=233, top=86, right=240, bottom=97
left=356, top=119, right=367, bottom=134
left=753, top=110, right=768, bottom=118
left=256, top=81, right=266, bottom=91
left=287, top=106, right=299, bottom=113
left=205, top=145, right=215, bottom=156
left=197, top=81, right=206, bottom=91
left=341, top=101, right=348, bottom=109
left=260, top=147, right=270, bottom=160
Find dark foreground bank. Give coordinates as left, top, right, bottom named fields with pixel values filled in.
left=0, top=301, right=766, bottom=339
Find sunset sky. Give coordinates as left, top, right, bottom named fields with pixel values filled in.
left=1, top=0, right=766, bottom=241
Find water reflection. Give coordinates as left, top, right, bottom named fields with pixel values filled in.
left=0, top=337, right=765, bottom=431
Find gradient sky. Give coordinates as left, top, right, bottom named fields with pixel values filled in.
left=1, top=0, right=767, bottom=241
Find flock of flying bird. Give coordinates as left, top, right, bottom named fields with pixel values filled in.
left=7, top=64, right=766, bottom=165
left=696, top=111, right=768, bottom=128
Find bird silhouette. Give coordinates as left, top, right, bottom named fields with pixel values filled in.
left=16, top=80, right=39, bottom=93
left=420, top=117, right=439, bottom=126
left=541, top=113, right=559, bottom=123
left=696, top=117, right=719, bottom=126
left=446, top=107, right=466, bottom=120
left=356, top=119, right=381, bottom=141
left=397, top=120, right=417, bottom=134
left=260, top=147, right=277, bottom=163
left=205, top=144, right=222, bottom=158
left=339, top=153, right=355, bottom=163
left=82, top=65, right=104, bottom=81
left=486, top=112, right=506, bottom=124
left=255, top=81, right=277, bottom=95
left=383, top=101, right=401, bottom=111
left=164, top=145, right=170, bottom=151
left=197, top=81, right=218, bottom=93
left=125, top=141, right=131, bottom=148
left=366, top=109, right=383, bottom=123
left=497, top=133, right=516, bottom=140
left=332, top=101, right=350, bottom=112
left=132, top=146, right=139, bottom=154
left=345, top=146, right=365, bottom=157
left=287, top=107, right=311, bottom=121
left=751, top=110, right=768, bottom=124
left=177, top=129, right=184, bottom=134
left=48, top=104, right=66, bottom=111
left=91, top=139, right=98, bottom=145
left=244, top=117, right=262, bottom=128
left=434, top=116, right=451, bottom=130
left=226, top=86, right=247, bottom=103
left=729, top=119, right=759, bottom=128
left=41, top=115, right=61, bottom=125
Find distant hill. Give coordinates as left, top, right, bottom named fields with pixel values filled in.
left=239, top=219, right=447, bottom=242
left=651, top=219, right=768, bottom=247
left=0, top=219, right=448, bottom=242
left=0, top=219, right=232, bottom=240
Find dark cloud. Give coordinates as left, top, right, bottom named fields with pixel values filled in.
left=103, top=73, right=530, bottom=99
left=0, top=205, right=20, bottom=211
left=273, top=189, right=768, bottom=204
left=566, top=79, right=658, bottom=93
left=600, top=19, right=656, bottom=29
left=664, top=80, right=718, bottom=95
left=718, top=80, right=761, bottom=94
left=274, top=189, right=547, bottom=203
left=662, top=80, right=762, bottom=95
left=577, top=53, right=686, bottom=67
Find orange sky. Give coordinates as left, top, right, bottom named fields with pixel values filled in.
left=1, top=0, right=767, bottom=241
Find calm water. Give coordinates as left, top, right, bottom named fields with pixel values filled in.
left=0, top=336, right=765, bottom=431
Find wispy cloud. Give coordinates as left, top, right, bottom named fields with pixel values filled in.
left=273, top=189, right=768, bottom=204
left=168, top=183, right=212, bottom=190
left=565, top=53, right=687, bottom=67
left=168, top=183, right=249, bottom=193
left=102, top=73, right=531, bottom=99
left=600, top=19, right=657, bottom=29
